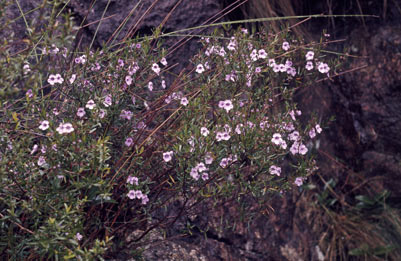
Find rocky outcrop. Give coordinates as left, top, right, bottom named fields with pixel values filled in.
left=68, top=0, right=223, bottom=74
left=328, top=24, right=401, bottom=195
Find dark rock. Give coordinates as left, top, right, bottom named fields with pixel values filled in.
left=1, top=0, right=47, bottom=54
left=67, top=0, right=224, bottom=74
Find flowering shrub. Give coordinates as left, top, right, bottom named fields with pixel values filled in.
left=0, top=1, right=340, bottom=259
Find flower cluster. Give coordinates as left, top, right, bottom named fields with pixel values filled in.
left=56, top=123, right=74, bottom=134
left=1, top=9, right=339, bottom=258
left=47, top=74, right=64, bottom=85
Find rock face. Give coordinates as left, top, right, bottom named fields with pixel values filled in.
left=328, top=24, right=401, bottom=195
left=0, top=0, right=47, bottom=53
left=68, top=0, right=223, bottom=74
left=68, top=0, right=223, bottom=45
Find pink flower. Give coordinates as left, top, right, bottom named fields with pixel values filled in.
left=69, top=74, right=76, bottom=84
left=127, top=175, right=139, bottom=185
left=224, top=124, right=232, bottom=133
left=125, top=75, right=133, bottom=85
left=283, top=122, right=295, bottom=132
left=160, top=57, right=168, bottom=66
left=218, top=100, right=233, bottom=112
left=180, top=97, right=189, bottom=106
left=279, top=64, right=286, bottom=72
left=315, top=124, right=322, bottom=133
left=76, top=108, right=85, bottom=118
left=309, top=128, right=316, bottom=138
left=290, top=142, right=299, bottom=155
left=91, top=63, right=101, bottom=71
left=55, top=74, right=64, bottom=84
left=220, top=158, right=230, bottom=168
left=165, top=96, right=172, bottom=104
left=135, top=190, right=143, bottom=199
left=224, top=100, right=234, bottom=112
left=127, top=190, right=136, bottom=199
left=305, top=61, right=314, bottom=71
left=200, top=127, right=209, bottom=136
left=120, top=110, right=133, bottom=120
left=289, top=131, right=300, bottom=141
left=247, top=121, right=255, bottom=129
left=190, top=167, right=200, bottom=180
left=271, top=133, right=283, bottom=145
left=31, top=144, right=38, bottom=155
left=125, top=137, right=133, bottom=147
left=196, top=162, right=207, bottom=172
left=103, top=95, right=112, bottom=107
left=26, top=89, right=33, bottom=98
left=99, top=109, right=106, bottom=119
left=258, top=49, right=267, bottom=59
left=259, top=121, right=269, bottom=130
left=235, top=124, right=244, bottom=134
left=287, top=67, right=297, bottom=77
left=298, top=144, right=308, bottom=155
left=227, top=41, right=236, bottom=51
left=305, top=51, right=314, bottom=60
left=118, top=59, right=124, bottom=67
left=201, top=172, right=209, bottom=181
left=250, top=49, right=258, bottom=61
left=128, top=63, right=139, bottom=75
left=218, top=48, right=226, bottom=57
left=216, top=132, right=223, bottom=141
left=56, top=123, right=74, bottom=134
left=205, top=153, right=213, bottom=164
left=294, top=177, right=304, bottom=186
left=196, top=64, right=205, bottom=74
left=37, top=156, right=46, bottom=167
left=268, top=59, right=276, bottom=67
left=23, top=64, right=31, bottom=74
left=148, top=82, right=153, bottom=91
left=39, top=120, right=50, bottom=130
left=318, top=63, right=330, bottom=73
left=47, top=74, right=64, bottom=85
left=289, top=110, right=296, bottom=121
left=269, top=165, right=281, bottom=176
left=216, top=131, right=230, bottom=142
left=152, top=63, right=160, bottom=75
left=47, top=74, right=57, bottom=85
left=76, top=233, right=83, bottom=241
left=85, top=99, right=96, bottom=110
left=52, top=108, right=59, bottom=115
left=80, top=55, right=87, bottom=64
left=163, top=151, right=173, bottom=162
left=137, top=121, right=146, bottom=129
left=282, top=41, right=290, bottom=51
left=141, top=194, right=149, bottom=205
